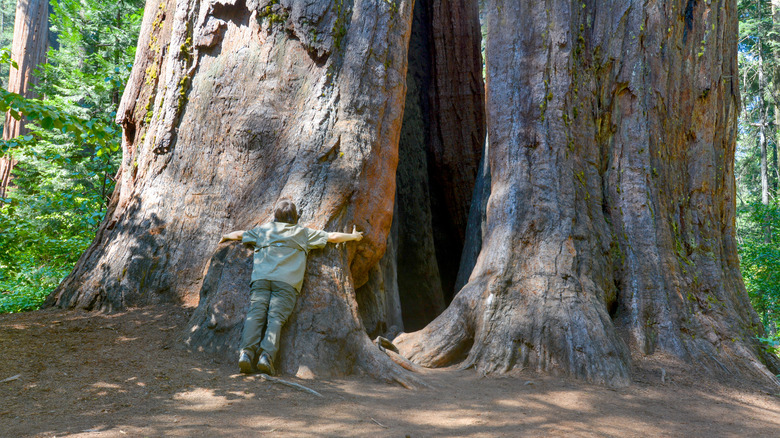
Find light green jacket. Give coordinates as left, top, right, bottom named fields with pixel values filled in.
left=242, top=222, right=329, bottom=292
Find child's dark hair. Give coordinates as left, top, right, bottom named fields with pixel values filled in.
left=274, top=199, right=298, bottom=224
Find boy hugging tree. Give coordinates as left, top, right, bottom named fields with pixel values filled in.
left=219, top=199, right=363, bottom=375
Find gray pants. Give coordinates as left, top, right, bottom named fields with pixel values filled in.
left=239, top=279, right=298, bottom=362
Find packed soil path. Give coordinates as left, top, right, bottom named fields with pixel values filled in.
left=1, top=306, right=780, bottom=437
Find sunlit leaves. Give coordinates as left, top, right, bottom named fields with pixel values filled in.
left=0, top=87, right=121, bottom=156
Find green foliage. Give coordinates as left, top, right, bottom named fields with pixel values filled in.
left=0, top=264, right=70, bottom=313
left=0, top=87, right=122, bottom=156
left=0, top=0, right=15, bottom=109
left=0, top=0, right=144, bottom=314
left=737, top=203, right=780, bottom=328
left=757, top=335, right=780, bottom=360
left=737, top=0, right=780, bottom=342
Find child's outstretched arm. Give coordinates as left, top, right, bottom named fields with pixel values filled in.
left=327, top=226, right=364, bottom=243
left=219, top=230, right=245, bottom=243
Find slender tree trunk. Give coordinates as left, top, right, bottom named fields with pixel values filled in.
left=1, top=0, right=49, bottom=198
left=395, top=0, right=780, bottom=387
left=773, top=1, right=780, bottom=205
left=757, top=3, right=771, bottom=244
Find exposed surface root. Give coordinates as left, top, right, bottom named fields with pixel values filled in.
left=394, top=286, right=476, bottom=368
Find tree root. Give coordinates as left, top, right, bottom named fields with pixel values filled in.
left=393, top=288, right=476, bottom=368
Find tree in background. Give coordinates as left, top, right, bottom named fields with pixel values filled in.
left=1, top=0, right=49, bottom=198
left=738, top=0, right=780, bottom=347
left=0, top=1, right=17, bottom=90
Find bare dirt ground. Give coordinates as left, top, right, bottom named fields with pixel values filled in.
left=2, top=306, right=780, bottom=437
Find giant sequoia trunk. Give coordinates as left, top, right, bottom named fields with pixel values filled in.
left=47, top=0, right=425, bottom=386
left=1, top=0, right=49, bottom=198
left=48, top=0, right=484, bottom=385
left=395, top=0, right=780, bottom=386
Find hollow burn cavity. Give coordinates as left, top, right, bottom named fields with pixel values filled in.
left=393, top=0, right=485, bottom=332
left=354, top=0, right=486, bottom=337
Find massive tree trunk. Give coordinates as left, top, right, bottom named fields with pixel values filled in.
left=48, top=0, right=779, bottom=388
left=48, top=0, right=484, bottom=385
left=395, top=0, right=780, bottom=386
left=46, top=0, right=426, bottom=386
left=1, top=0, right=49, bottom=198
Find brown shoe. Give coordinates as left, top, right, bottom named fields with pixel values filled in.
left=238, top=350, right=254, bottom=374
left=256, top=352, right=275, bottom=375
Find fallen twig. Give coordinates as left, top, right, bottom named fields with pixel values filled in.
left=371, top=417, right=388, bottom=428
left=1, top=374, right=20, bottom=383
left=258, top=373, right=323, bottom=398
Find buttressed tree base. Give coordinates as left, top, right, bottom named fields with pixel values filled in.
left=396, top=0, right=780, bottom=387
left=48, top=0, right=780, bottom=388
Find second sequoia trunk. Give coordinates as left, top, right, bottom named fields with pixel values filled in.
left=395, top=0, right=780, bottom=386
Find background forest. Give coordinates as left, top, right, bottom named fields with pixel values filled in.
left=0, top=0, right=144, bottom=312
left=0, top=0, right=778, bottom=354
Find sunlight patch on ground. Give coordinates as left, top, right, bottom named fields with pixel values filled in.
left=172, top=388, right=230, bottom=411
left=406, top=408, right=490, bottom=429
left=324, top=380, right=405, bottom=400
left=91, top=382, right=122, bottom=389
left=528, top=391, right=595, bottom=411
left=240, top=416, right=389, bottom=436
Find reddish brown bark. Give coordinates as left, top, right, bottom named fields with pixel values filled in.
left=47, top=0, right=779, bottom=389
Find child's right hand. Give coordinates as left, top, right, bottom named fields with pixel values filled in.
left=351, top=225, right=364, bottom=241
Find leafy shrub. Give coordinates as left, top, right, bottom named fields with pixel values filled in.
left=0, top=263, right=70, bottom=313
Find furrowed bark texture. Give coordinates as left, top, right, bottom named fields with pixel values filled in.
left=396, top=0, right=780, bottom=386
left=47, top=0, right=424, bottom=385
left=392, top=0, right=485, bottom=331
left=1, top=0, right=49, bottom=197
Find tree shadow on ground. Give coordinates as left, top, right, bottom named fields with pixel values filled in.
left=1, top=306, right=779, bottom=437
